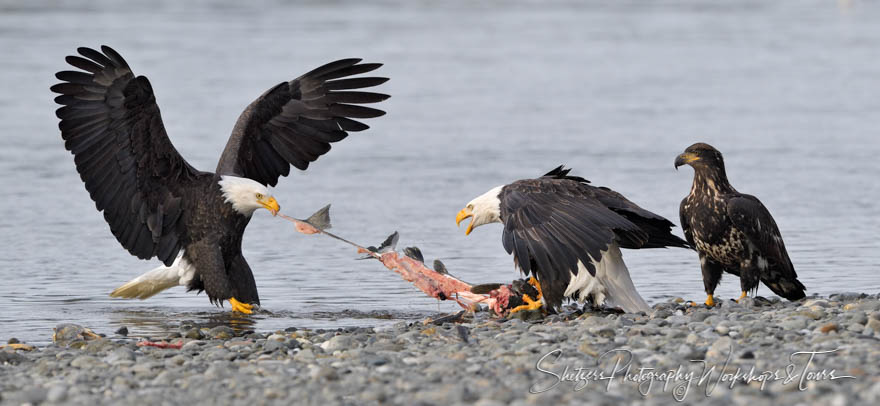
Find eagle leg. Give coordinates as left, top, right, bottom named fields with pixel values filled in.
left=229, top=297, right=254, bottom=314
left=734, top=291, right=747, bottom=303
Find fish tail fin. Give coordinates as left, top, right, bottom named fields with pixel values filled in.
left=305, top=204, right=332, bottom=230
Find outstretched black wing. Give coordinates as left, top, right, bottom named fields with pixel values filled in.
left=499, top=178, right=648, bottom=307
left=726, top=195, right=797, bottom=278
left=51, top=46, right=196, bottom=266
left=216, top=59, right=389, bottom=186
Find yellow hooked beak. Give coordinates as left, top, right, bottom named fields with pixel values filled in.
left=674, top=152, right=700, bottom=169
left=456, top=207, right=474, bottom=235
left=259, top=197, right=280, bottom=216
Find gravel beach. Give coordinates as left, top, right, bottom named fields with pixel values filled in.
left=2, top=294, right=879, bottom=405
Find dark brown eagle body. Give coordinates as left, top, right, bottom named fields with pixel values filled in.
left=676, top=143, right=805, bottom=301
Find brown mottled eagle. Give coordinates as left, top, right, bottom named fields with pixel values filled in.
left=675, top=143, right=806, bottom=306
left=51, top=46, right=388, bottom=313
left=455, top=166, right=691, bottom=313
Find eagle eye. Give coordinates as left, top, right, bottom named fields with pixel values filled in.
left=255, top=193, right=264, bottom=200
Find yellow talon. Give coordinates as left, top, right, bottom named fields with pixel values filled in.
left=229, top=297, right=254, bottom=314
left=527, top=277, right=543, bottom=298
left=735, top=291, right=747, bottom=303
left=689, top=294, right=715, bottom=307
left=509, top=294, right=543, bottom=314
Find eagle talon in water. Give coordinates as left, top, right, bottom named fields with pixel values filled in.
left=457, top=165, right=691, bottom=314
left=676, top=143, right=806, bottom=304
left=229, top=297, right=254, bottom=314
left=734, top=291, right=748, bottom=303
left=52, top=46, right=388, bottom=310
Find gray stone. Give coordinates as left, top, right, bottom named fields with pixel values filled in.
left=706, top=337, right=733, bottom=361
left=865, top=318, right=880, bottom=334
left=294, top=348, right=316, bottom=362
left=0, top=351, right=27, bottom=365
left=167, top=354, right=188, bottom=366
left=52, top=323, right=100, bottom=346
left=70, top=355, right=104, bottom=368
left=18, top=387, right=47, bottom=405
left=309, top=365, right=338, bottom=380
left=798, top=307, right=826, bottom=320
left=698, top=327, right=720, bottom=340
left=152, top=370, right=182, bottom=386
left=208, top=326, right=235, bottom=339
left=779, top=316, right=809, bottom=330
left=320, top=335, right=355, bottom=352
left=46, top=384, right=68, bottom=403
left=689, top=310, right=710, bottom=322
left=182, top=340, right=205, bottom=351
left=803, top=299, right=829, bottom=308
left=183, top=328, right=204, bottom=340
left=263, top=339, right=286, bottom=352
left=104, top=347, right=136, bottom=364
left=588, top=325, right=615, bottom=338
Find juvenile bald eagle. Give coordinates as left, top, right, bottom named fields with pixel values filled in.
left=455, top=166, right=690, bottom=313
left=675, top=143, right=806, bottom=306
left=52, top=46, right=388, bottom=313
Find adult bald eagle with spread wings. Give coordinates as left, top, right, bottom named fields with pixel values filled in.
left=675, top=143, right=805, bottom=306
left=455, top=166, right=690, bottom=313
left=52, top=46, right=388, bottom=313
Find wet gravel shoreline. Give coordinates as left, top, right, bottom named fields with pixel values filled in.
left=2, top=293, right=879, bottom=405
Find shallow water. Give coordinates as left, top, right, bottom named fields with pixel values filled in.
left=1, top=0, right=878, bottom=344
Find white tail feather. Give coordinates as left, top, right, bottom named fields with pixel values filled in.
left=563, top=243, right=651, bottom=313
left=110, top=252, right=195, bottom=300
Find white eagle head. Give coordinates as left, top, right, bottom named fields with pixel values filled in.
left=218, top=176, right=280, bottom=216
left=456, top=185, right=503, bottom=235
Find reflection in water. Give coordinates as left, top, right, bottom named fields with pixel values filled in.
left=107, top=309, right=258, bottom=339
left=104, top=307, right=438, bottom=340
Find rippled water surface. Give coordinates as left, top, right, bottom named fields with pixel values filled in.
left=1, top=0, right=878, bottom=344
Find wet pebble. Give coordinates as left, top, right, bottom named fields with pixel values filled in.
left=208, top=326, right=235, bottom=340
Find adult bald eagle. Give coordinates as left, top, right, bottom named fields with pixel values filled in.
left=455, top=166, right=690, bottom=313
left=52, top=46, right=388, bottom=313
left=675, top=143, right=806, bottom=306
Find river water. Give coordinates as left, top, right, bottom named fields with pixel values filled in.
left=1, top=0, right=878, bottom=344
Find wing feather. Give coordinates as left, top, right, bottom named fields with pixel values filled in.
left=216, top=59, right=389, bottom=186
left=52, top=45, right=197, bottom=266
left=726, top=195, right=797, bottom=278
